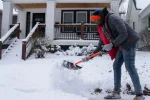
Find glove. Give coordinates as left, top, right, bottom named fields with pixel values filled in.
left=82, top=57, right=88, bottom=62
left=82, top=54, right=95, bottom=62
left=102, top=43, right=114, bottom=51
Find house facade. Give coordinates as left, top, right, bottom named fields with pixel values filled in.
left=1, top=0, right=122, bottom=46
left=126, top=0, right=150, bottom=32
left=126, top=0, right=150, bottom=48
left=139, top=4, right=150, bottom=32
left=126, top=0, right=141, bottom=33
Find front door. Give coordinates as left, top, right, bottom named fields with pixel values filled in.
left=32, top=13, right=45, bottom=37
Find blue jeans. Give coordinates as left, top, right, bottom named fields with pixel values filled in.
left=113, top=44, right=142, bottom=95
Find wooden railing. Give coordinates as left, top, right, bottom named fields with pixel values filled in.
left=22, top=22, right=45, bottom=60
left=54, top=24, right=99, bottom=40
left=0, top=23, right=20, bottom=59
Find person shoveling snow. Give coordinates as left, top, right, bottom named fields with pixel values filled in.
left=63, top=7, right=145, bottom=100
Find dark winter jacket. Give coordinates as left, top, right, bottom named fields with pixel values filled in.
left=105, top=13, right=140, bottom=51
left=94, top=13, right=140, bottom=53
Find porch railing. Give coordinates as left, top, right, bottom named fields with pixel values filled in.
left=22, top=22, right=45, bottom=60
left=54, top=24, right=99, bottom=40
left=0, top=23, right=20, bottom=59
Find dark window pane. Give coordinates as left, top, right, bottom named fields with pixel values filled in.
left=63, top=12, right=74, bottom=32
left=76, top=12, right=87, bottom=32
left=64, top=13, right=73, bottom=23
left=76, top=12, right=87, bottom=23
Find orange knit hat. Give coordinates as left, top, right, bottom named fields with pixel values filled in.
left=90, top=9, right=102, bottom=21
left=90, top=15, right=101, bottom=21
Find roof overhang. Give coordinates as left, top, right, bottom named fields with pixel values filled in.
left=16, top=3, right=110, bottom=9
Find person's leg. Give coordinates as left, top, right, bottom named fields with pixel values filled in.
left=113, top=48, right=124, bottom=91
left=122, top=44, right=143, bottom=95
left=104, top=48, right=124, bottom=99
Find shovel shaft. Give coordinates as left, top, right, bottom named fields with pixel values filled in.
left=73, top=51, right=102, bottom=67
left=73, top=60, right=83, bottom=67
left=86, top=51, right=102, bottom=60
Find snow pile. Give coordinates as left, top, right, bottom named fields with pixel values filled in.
left=0, top=59, right=88, bottom=100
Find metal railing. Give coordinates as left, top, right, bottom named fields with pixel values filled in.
left=0, top=23, right=20, bottom=59
left=22, top=22, right=45, bottom=60
left=54, top=24, right=99, bottom=40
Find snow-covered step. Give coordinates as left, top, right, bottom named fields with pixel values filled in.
left=2, top=38, right=23, bottom=60
left=2, top=37, right=19, bottom=56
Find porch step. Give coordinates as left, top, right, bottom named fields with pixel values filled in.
left=2, top=38, right=22, bottom=60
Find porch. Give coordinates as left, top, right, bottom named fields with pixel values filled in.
left=1, top=0, right=120, bottom=42
left=53, top=23, right=99, bottom=45
left=38, top=23, right=100, bottom=46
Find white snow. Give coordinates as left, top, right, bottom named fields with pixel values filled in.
left=0, top=46, right=150, bottom=100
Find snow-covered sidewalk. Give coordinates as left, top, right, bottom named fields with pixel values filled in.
left=0, top=51, right=150, bottom=100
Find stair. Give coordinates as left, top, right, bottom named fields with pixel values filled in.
left=2, top=37, right=22, bottom=61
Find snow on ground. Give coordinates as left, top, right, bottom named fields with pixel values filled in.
left=0, top=47, right=150, bottom=100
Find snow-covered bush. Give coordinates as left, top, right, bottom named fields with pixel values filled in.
left=55, top=43, right=97, bottom=56
left=33, top=37, right=103, bottom=57
left=34, top=48, right=45, bottom=58
left=33, top=38, right=49, bottom=58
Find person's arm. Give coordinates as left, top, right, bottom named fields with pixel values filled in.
left=93, top=39, right=103, bottom=53
left=82, top=39, right=103, bottom=62
left=109, top=14, right=128, bottom=47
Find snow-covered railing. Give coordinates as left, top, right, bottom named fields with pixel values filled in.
left=54, top=24, right=99, bottom=40
left=22, top=22, right=45, bottom=60
left=0, top=23, right=21, bottom=59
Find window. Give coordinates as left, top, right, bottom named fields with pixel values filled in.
left=76, top=11, right=87, bottom=23
left=90, top=11, right=97, bottom=32
left=61, top=10, right=98, bottom=33
left=63, top=12, right=74, bottom=24
left=63, top=12, right=74, bottom=32
left=76, top=11, right=87, bottom=32
left=90, top=11, right=94, bottom=23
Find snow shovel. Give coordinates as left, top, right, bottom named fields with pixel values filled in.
left=62, top=51, right=102, bottom=70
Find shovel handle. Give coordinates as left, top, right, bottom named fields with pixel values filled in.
left=73, top=60, right=83, bottom=67
left=86, top=51, right=102, bottom=60
left=73, top=51, right=102, bottom=67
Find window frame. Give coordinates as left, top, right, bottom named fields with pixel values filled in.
left=63, top=11, right=74, bottom=24
left=76, top=11, right=87, bottom=32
